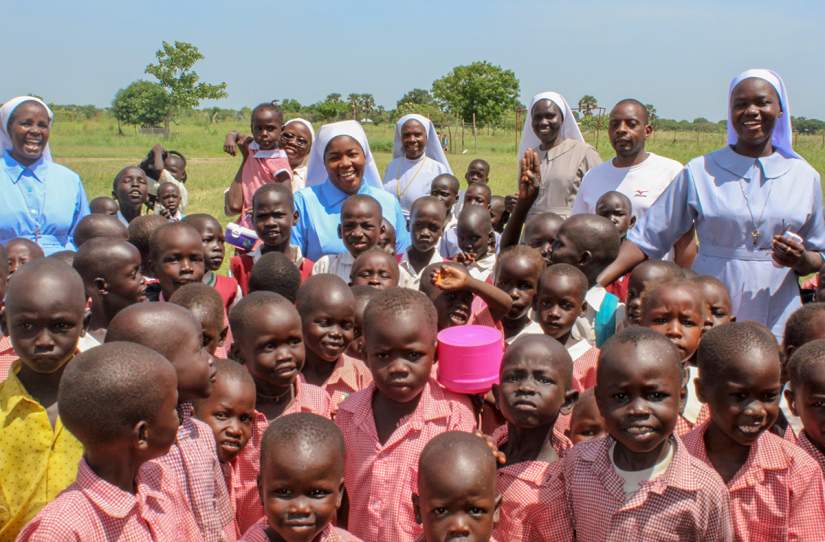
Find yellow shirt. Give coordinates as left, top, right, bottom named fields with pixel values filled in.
left=0, top=361, right=83, bottom=541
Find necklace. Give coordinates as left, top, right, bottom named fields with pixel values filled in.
left=395, top=156, right=427, bottom=199
left=736, top=170, right=773, bottom=247
left=256, top=385, right=293, bottom=404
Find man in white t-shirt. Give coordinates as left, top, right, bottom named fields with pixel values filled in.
left=571, top=99, right=695, bottom=264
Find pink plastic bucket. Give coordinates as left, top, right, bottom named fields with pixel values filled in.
left=437, top=325, right=504, bottom=394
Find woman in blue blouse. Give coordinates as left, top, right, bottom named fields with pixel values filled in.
left=0, top=96, right=89, bottom=254
left=291, top=120, right=410, bottom=261
left=599, top=70, right=825, bottom=338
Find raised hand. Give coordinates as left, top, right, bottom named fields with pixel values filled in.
left=518, top=148, right=541, bottom=201
left=431, top=264, right=471, bottom=292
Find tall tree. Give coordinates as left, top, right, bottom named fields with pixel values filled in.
left=397, top=88, right=435, bottom=109
left=644, top=103, right=657, bottom=125
left=578, top=95, right=598, bottom=117
left=144, top=41, right=227, bottom=129
left=111, top=80, right=170, bottom=134
left=432, top=61, right=519, bottom=125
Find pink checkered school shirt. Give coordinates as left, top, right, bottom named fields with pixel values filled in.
left=557, top=435, right=733, bottom=542
left=234, top=380, right=333, bottom=534
left=798, top=431, right=825, bottom=476
left=16, top=458, right=202, bottom=542
left=493, top=425, right=571, bottom=542
left=240, top=518, right=363, bottom=542
left=314, top=354, right=373, bottom=414
left=335, top=379, right=476, bottom=542
left=572, top=345, right=599, bottom=391
left=0, top=335, right=16, bottom=381
left=150, top=402, right=235, bottom=542
left=683, top=421, right=825, bottom=541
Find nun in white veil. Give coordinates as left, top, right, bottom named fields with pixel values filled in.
left=292, top=120, right=410, bottom=260
left=603, top=69, right=825, bottom=339
left=382, top=113, right=452, bottom=216
left=519, top=92, right=601, bottom=217
left=0, top=96, right=89, bottom=254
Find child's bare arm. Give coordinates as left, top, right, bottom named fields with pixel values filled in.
left=223, top=131, right=240, bottom=156
left=432, top=265, right=513, bottom=322
left=151, top=143, right=165, bottom=173
left=500, top=149, right=540, bottom=249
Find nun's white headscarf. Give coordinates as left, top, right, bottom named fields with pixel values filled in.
left=0, top=96, right=54, bottom=161
left=392, top=113, right=452, bottom=174
left=727, top=69, right=798, bottom=159
left=518, top=92, right=584, bottom=158
left=305, top=120, right=382, bottom=189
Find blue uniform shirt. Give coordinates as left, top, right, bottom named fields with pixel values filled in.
left=0, top=151, right=90, bottom=254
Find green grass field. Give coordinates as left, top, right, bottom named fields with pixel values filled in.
left=51, top=115, right=825, bottom=227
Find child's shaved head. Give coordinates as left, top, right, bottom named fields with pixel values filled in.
left=698, top=321, right=779, bottom=383
left=58, top=342, right=177, bottom=445
left=73, top=214, right=128, bottom=247
left=248, top=251, right=302, bottom=302
left=262, top=412, right=345, bottom=473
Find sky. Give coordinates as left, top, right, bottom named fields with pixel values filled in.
left=4, top=0, right=824, bottom=121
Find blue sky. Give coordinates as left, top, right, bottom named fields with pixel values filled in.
left=4, top=0, right=823, bottom=120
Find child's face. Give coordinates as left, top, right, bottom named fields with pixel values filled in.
left=463, top=184, right=490, bottom=208
left=428, top=287, right=473, bottom=330
left=595, top=195, right=634, bottom=237
left=302, top=295, right=356, bottom=363
left=114, top=167, right=148, bottom=209
left=523, top=217, right=562, bottom=265
left=698, top=349, right=781, bottom=447
left=567, top=394, right=606, bottom=445
left=640, top=287, right=704, bottom=363
left=237, top=304, right=305, bottom=390
left=7, top=242, right=40, bottom=275
left=168, top=325, right=215, bottom=402
left=350, top=253, right=399, bottom=289
left=495, top=255, right=542, bottom=321
left=164, top=155, right=187, bottom=182
left=430, top=177, right=459, bottom=211
left=788, top=367, right=825, bottom=453
left=158, top=184, right=181, bottom=214
left=465, top=162, right=489, bottom=185
left=102, top=245, right=147, bottom=314
left=549, top=230, right=582, bottom=268
left=411, top=203, right=446, bottom=253
left=699, top=282, right=734, bottom=330
left=489, top=198, right=506, bottom=230
left=191, top=306, right=227, bottom=356
left=4, top=284, right=85, bottom=374
left=416, top=466, right=499, bottom=542
left=535, top=275, right=585, bottom=341
left=366, top=307, right=435, bottom=404
left=496, top=341, right=574, bottom=429
left=596, top=342, right=681, bottom=457
left=196, top=219, right=226, bottom=272
left=346, top=297, right=371, bottom=361
left=457, top=214, right=490, bottom=260
left=251, top=108, right=282, bottom=150
left=339, top=202, right=381, bottom=257
left=377, top=220, right=396, bottom=255
left=152, top=228, right=206, bottom=299
left=254, top=191, right=295, bottom=249
left=142, top=367, right=181, bottom=461
left=259, top=445, right=343, bottom=542
left=194, top=376, right=255, bottom=463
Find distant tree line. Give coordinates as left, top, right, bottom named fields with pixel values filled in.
left=56, top=40, right=825, bottom=135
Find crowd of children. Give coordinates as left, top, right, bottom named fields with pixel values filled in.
left=2, top=97, right=825, bottom=542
